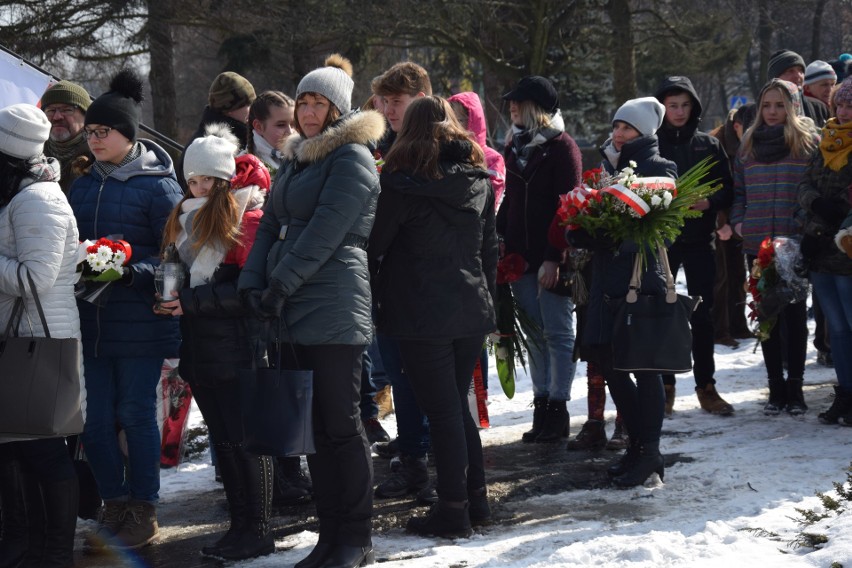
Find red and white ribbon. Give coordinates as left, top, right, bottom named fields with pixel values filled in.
left=603, top=183, right=651, bottom=217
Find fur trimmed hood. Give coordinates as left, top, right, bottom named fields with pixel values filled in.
left=281, top=109, right=385, bottom=164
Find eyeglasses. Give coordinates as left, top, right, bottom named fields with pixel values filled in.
left=43, top=106, right=78, bottom=117
left=83, top=127, right=112, bottom=140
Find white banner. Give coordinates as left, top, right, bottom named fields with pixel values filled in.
left=0, top=49, right=53, bottom=108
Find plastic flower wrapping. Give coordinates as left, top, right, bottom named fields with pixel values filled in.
left=747, top=236, right=809, bottom=342
left=556, top=157, right=721, bottom=266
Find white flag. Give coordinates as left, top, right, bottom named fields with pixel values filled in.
left=0, top=49, right=53, bottom=108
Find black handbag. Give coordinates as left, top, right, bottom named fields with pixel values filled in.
left=0, top=267, right=83, bottom=437
left=607, top=246, right=700, bottom=373
left=241, top=320, right=315, bottom=457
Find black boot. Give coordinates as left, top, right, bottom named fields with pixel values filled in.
left=819, top=387, right=852, bottom=424
left=216, top=451, right=275, bottom=560
left=612, top=442, right=664, bottom=488
left=764, top=379, right=786, bottom=415
left=321, top=544, right=376, bottom=568
left=374, top=455, right=428, bottom=498
left=272, top=455, right=311, bottom=507
left=19, top=474, right=46, bottom=568
left=202, top=443, right=248, bottom=557
left=38, top=477, right=79, bottom=568
left=521, top=397, right=548, bottom=443
left=468, top=487, right=492, bottom=527
left=786, top=379, right=807, bottom=416
left=606, top=440, right=639, bottom=478
left=406, top=499, right=472, bottom=539
left=0, top=455, right=28, bottom=568
left=294, top=540, right=335, bottom=568
left=535, top=399, right=569, bottom=443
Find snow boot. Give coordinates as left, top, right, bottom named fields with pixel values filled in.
left=819, top=387, right=852, bottom=425
left=216, top=451, right=274, bottom=560
left=566, top=419, right=607, bottom=451
left=406, top=499, right=473, bottom=539
left=374, top=454, right=428, bottom=498
left=522, top=396, right=548, bottom=442
left=468, top=487, right=492, bottom=527
left=83, top=498, right=126, bottom=550
left=535, top=399, right=569, bottom=443
left=695, top=383, right=734, bottom=415
left=114, top=500, right=158, bottom=549
left=202, top=443, right=248, bottom=557
left=607, top=440, right=639, bottom=478
left=0, top=455, right=28, bottom=568
left=612, top=442, right=665, bottom=488
left=38, top=477, right=79, bottom=568
left=605, top=417, right=629, bottom=451
left=763, top=379, right=786, bottom=415
left=786, top=379, right=807, bottom=416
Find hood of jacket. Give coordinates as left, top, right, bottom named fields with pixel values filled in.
left=447, top=92, right=488, bottom=149
left=282, top=109, right=386, bottom=165
left=655, top=76, right=703, bottom=142
left=90, top=139, right=176, bottom=182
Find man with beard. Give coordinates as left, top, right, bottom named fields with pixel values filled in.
left=40, top=80, right=93, bottom=195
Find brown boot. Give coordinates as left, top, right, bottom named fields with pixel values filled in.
left=84, top=499, right=126, bottom=550
left=375, top=384, right=394, bottom=419
left=664, top=384, right=676, bottom=417
left=566, top=419, right=607, bottom=451
left=605, top=418, right=629, bottom=451
left=695, top=384, right=734, bottom=416
left=114, top=500, right=159, bottom=549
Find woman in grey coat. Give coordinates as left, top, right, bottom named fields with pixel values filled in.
left=0, top=104, right=82, bottom=568
left=239, top=54, right=385, bottom=568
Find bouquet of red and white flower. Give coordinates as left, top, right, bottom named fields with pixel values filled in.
left=79, top=237, right=132, bottom=282
left=747, top=236, right=808, bottom=343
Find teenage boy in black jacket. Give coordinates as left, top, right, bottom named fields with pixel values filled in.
left=654, top=76, right=735, bottom=417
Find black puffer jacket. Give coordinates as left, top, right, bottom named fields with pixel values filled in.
left=600, top=135, right=677, bottom=178
left=655, top=76, right=734, bottom=247
left=369, top=147, right=498, bottom=340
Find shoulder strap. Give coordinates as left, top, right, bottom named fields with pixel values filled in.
left=16, top=265, right=51, bottom=338
left=626, top=244, right=677, bottom=304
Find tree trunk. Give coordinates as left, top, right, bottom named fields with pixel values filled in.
left=146, top=0, right=178, bottom=140
left=810, top=0, right=827, bottom=61
left=608, top=0, right=636, bottom=105
left=757, top=0, right=773, bottom=87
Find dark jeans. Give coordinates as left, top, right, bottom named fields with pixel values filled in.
left=376, top=333, right=430, bottom=458
left=590, top=346, right=664, bottom=446
left=662, top=244, right=717, bottom=389
left=398, top=335, right=486, bottom=502
left=281, top=344, right=372, bottom=547
left=712, top=236, right=750, bottom=338
left=812, top=293, right=831, bottom=353
left=810, top=272, right=852, bottom=391
left=358, top=344, right=378, bottom=421
left=190, top=379, right=244, bottom=445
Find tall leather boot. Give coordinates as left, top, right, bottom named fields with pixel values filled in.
left=612, top=441, right=664, bottom=488
left=217, top=450, right=274, bottom=560
left=786, top=379, right=807, bottom=416
left=39, top=477, right=79, bottom=568
left=19, top=474, right=45, bottom=568
left=535, top=399, right=569, bottom=443
left=202, top=443, right=248, bottom=557
left=521, top=396, right=548, bottom=442
left=764, top=379, right=787, bottom=415
left=0, top=455, right=28, bottom=568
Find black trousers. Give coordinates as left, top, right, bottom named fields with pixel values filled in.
left=762, top=302, right=808, bottom=381
left=398, top=335, right=486, bottom=503
left=589, top=346, right=664, bottom=446
left=191, top=379, right=244, bottom=445
left=662, top=244, right=717, bottom=388
left=280, top=343, right=372, bottom=547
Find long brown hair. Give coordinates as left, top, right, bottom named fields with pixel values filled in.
left=383, top=95, right=485, bottom=179
left=162, top=178, right=241, bottom=253
left=740, top=79, right=818, bottom=160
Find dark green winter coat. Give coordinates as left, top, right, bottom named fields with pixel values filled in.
left=797, top=149, right=852, bottom=276
left=238, top=110, right=386, bottom=345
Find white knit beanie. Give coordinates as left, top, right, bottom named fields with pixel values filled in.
left=183, top=123, right=239, bottom=181
left=0, top=103, right=51, bottom=159
left=804, top=60, right=837, bottom=85
left=296, top=54, right=354, bottom=115
left=613, top=97, right=666, bottom=137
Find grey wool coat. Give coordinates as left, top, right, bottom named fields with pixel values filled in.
left=239, top=110, right=386, bottom=345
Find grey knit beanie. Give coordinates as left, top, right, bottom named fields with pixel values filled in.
left=768, top=49, right=806, bottom=80
left=613, top=97, right=666, bottom=136
left=296, top=54, right=354, bottom=115
left=804, top=60, right=837, bottom=85
left=183, top=123, right=239, bottom=181
left=0, top=103, right=51, bottom=159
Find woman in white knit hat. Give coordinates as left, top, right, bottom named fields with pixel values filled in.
left=158, top=124, right=271, bottom=560
left=239, top=53, right=385, bottom=568
left=0, top=103, right=82, bottom=567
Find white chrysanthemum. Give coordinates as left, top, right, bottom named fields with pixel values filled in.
left=96, top=245, right=112, bottom=262
left=113, top=251, right=126, bottom=265
left=650, top=194, right=662, bottom=207
left=628, top=160, right=637, bottom=168
left=86, top=253, right=100, bottom=270
left=662, top=191, right=673, bottom=208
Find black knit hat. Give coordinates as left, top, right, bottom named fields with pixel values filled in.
left=502, top=76, right=560, bottom=113
left=85, top=69, right=144, bottom=141
left=768, top=49, right=806, bottom=80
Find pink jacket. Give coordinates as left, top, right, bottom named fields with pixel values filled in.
left=448, top=92, right=505, bottom=208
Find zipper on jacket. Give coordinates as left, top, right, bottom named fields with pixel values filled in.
left=92, top=176, right=107, bottom=357
left=93, top=177, right=107, bottom=237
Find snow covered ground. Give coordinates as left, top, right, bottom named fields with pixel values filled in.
left=160, top=317, right=852, bottom=567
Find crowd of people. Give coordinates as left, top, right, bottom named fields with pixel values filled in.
left=0, top=45, right=850, bottom=568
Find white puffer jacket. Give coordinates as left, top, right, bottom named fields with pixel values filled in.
left=0, top=172, right=85, bottom=440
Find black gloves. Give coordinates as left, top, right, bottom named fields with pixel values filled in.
left=811, top=197, right=851, bottom=225
left=240, top=281, right=286, bottom=321
left=799, top=234, right=820, bottom=260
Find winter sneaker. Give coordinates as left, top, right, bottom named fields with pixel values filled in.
left=406, top=500, right=472, bottom=539
left=114, top=500, right=158, bottom=549
left=566, top=419, right=607, bottom=451
left=764, top=380, right=786, bottom=416
left=416, top=481, right=438, bottom=505
left=375, top=384, right=394, bottom=419
left=374, top=455, right=428, bottom=498
left=819, top=387, right=852, bottom=425
left=374, top=438, right=399, bottom=458
left=785, top=380, right=808, bottom=416
left=664, top=384, right=676, bottom=417
left=363, top=417, right=390, bottom=444
left=84, top=499, right=126, bottom=550
left=606, top=420, right=629, bottom=451
left=468, top=487, right=492, bottom=527
left=695, top=384, right=734, bottom=416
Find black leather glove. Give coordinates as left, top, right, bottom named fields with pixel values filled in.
left=799, top=234, right=820, bottom=260
left=240, top=288, right=265, bottom=319
left=258, top=281, right=287, bottom=321
left=811, top=197, right=850, bottom=225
